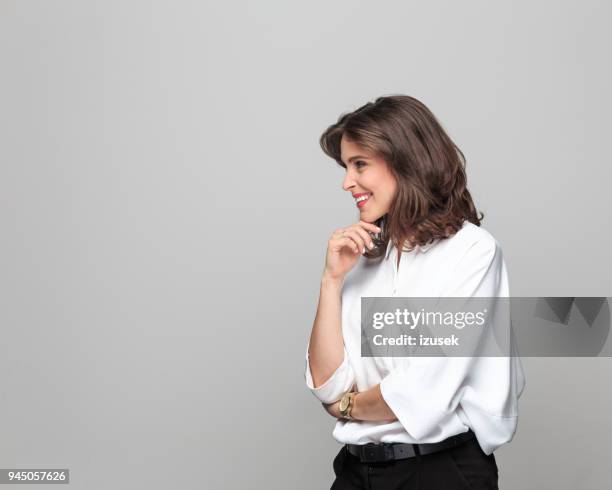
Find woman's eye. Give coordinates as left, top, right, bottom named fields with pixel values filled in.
left=355, top=161, right=366, bottom=169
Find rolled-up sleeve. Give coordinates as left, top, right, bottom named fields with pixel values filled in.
left=379, top=237, right=526, bottom=454
left=304, top=339, right=356, bottom=404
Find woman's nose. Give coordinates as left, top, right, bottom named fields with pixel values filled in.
left=342, top=171, right=356, bottom=191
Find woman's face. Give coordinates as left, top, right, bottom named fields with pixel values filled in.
left=340, top=136, right=398, bottom=223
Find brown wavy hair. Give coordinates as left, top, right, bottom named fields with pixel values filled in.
left=319, top=94, right=484, bottom=259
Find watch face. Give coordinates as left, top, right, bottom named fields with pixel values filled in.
left=339, top=395, right=349, bottom=412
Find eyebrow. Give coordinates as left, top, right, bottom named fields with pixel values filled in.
left=341, top=155, right=370, bottom=165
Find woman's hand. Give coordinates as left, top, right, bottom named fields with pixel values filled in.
left=323, top=384, right=358, bottom=419
left=323, top=220, right=381, bottom=282
left=323, top=399, right=342, bottom=419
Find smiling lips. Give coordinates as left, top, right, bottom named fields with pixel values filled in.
left=354, top=193, right=371, bottom=208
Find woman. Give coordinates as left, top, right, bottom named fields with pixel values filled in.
left=304, top=95, right=525, bottom=489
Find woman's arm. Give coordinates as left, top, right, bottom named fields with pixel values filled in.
left=307, top=274, right=345, bottom=388
left=305, top=221, right=380, bottom=400
left=323, top=384, right=398, bottom=422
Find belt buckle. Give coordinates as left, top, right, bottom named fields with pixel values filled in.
left=361, top=442, right=391, bottom=463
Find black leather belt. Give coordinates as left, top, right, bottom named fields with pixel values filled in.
left=346, top=429, right=476, bottom=463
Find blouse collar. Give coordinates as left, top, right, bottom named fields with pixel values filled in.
left=384, top=238, right=438, bottom=260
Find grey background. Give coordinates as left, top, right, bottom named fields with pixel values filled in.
left=0, top=1, right=610, bottom=488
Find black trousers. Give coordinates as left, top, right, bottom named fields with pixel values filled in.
left=331, top=436, right=498, bottom=490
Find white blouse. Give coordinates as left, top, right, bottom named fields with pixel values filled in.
left=304, top=220, right=526, bottom=455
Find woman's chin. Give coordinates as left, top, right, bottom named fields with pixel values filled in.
left=360, top=209, right=383, bottom=223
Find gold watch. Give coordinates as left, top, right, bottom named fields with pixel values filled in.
left=339, top=391, right=356, bottom=419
